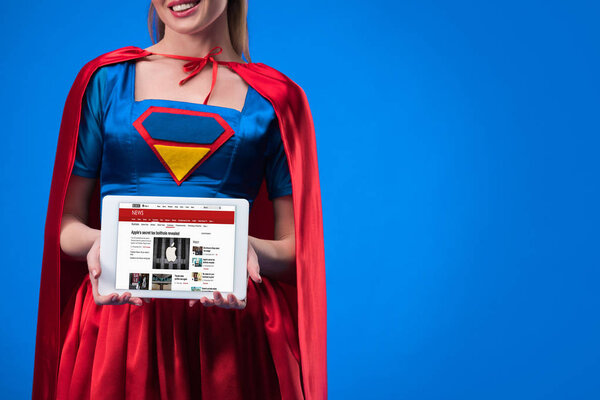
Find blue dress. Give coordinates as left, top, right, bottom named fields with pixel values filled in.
left=72, top=61, right=292, bottom=209
left=57, top=61, right=301, bottom=399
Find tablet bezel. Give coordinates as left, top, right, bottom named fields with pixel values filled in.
left=98, top=195, right=249, bottom=300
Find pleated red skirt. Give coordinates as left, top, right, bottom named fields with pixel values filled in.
left=56, top=275, right=303, bottom=399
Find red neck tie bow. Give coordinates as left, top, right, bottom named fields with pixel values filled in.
left=149, top=46, right=224, bottom=105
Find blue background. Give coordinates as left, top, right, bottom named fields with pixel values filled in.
left=1, top=1, right=599, bottom=398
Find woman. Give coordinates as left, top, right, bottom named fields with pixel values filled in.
left=32, top=1, right=327, bottom=399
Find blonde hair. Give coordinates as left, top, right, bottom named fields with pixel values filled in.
left=147, top=0, right=251, bottom=63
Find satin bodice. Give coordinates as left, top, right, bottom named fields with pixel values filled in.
left=73, top=60, right=292, bottom=215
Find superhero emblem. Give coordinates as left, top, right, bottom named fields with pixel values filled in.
left=133, top=106, right=234, bottom=185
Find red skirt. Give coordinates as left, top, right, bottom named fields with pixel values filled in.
left=56, top=275, right=303, bottom=399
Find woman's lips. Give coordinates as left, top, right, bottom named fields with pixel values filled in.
left=168, top=1, right=201, bottom=18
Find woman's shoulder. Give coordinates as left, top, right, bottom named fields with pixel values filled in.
left=76, top=48, right=140, bottom=108
left=81, top=61, right=131, bottom=105
left=92, top=61, right=131, bottom=81
left=75, top=46, right=144, bottom=85
left=80, top=46, right=146, bottom=69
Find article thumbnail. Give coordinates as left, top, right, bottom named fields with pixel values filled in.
left=129, top=273, right=149, bottom=290
left=193, top=246, right=203, bottom=255
left=192, top=257, right=203, bottom=267
left=152, top=274, right=172, bottom=290
left=192, top=272, right=202, bottom=282
left=153, top=237, right=190, bottom=270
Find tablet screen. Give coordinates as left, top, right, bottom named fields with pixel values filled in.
left=115, top=202, right=236, bottom=293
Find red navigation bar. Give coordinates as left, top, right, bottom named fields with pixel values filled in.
left=118, top=208, right=234, bottom=224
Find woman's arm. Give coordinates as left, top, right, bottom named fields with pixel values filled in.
left=60, top=174, right=100, bottom=259
left=195, top=194, right=296, bottom=309
left=249, top=194, right=296, bottom=284
left=61, top=174, right=142, bottom=306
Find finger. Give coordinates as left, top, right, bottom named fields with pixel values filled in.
left=96, top=292, right=119, bottom=306
left=89, top=267, right=99, bottom=292
left=89, top=268, right=115, bottom=305
left=233, top=295, right=247, bottom=309
left=87, top=240, right=110, bottom=305
left=87, top=244, right=102, bottom=279
left=200, top=297, right=215, bottom=307
left=115, top=292, right=131, bottom=305
left=213, top=291, right=225, bottom=307
left=226, top=294, right=237, bottom=309
left=143, top=298, right=151, bottom=304
left=216, top=291, right=236, bottom=308
left=101, top=293, right=119, bottom=306
left=188, top=299, right=199, bottom=307
left=108, top=291, right=132, bottom=306
left=129, top=296, right=143, bottom=306
left=247, top=256, right=261, bottom=283
left=247, top=247, right=262, bottom=284
left=248, top=266, right=262, bottom=284
left=228, top=294, right=247, bottom=309
left=219, top=293, right=234, bottom=309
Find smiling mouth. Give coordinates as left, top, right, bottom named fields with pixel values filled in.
left=169, top=1, right=200, bottom=12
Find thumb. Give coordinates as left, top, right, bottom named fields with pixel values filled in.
left=249, top=263, right=262, bottom=284
left=88, top=243, right=102, bottom=279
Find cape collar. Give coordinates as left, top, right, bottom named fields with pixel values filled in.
left=140, top=45, right=250, bottom=105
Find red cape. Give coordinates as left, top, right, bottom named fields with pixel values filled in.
left=33, top=46, right=327, bottom=399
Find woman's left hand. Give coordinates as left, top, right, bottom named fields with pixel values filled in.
left=188, top=237, right=261, bottom=309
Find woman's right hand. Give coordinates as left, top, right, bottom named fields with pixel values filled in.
left=87, top=236, right=144, bottom=306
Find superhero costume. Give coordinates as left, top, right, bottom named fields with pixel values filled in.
left=32, top=46, right=327, bottom=399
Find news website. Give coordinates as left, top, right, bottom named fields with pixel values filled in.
left=115, top=202, right=236, bottom=293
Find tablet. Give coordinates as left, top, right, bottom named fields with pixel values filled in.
left=98, top=195, right=249, bottom=300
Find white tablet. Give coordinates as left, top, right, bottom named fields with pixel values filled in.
left=98, top=195, right=249, bottom=300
